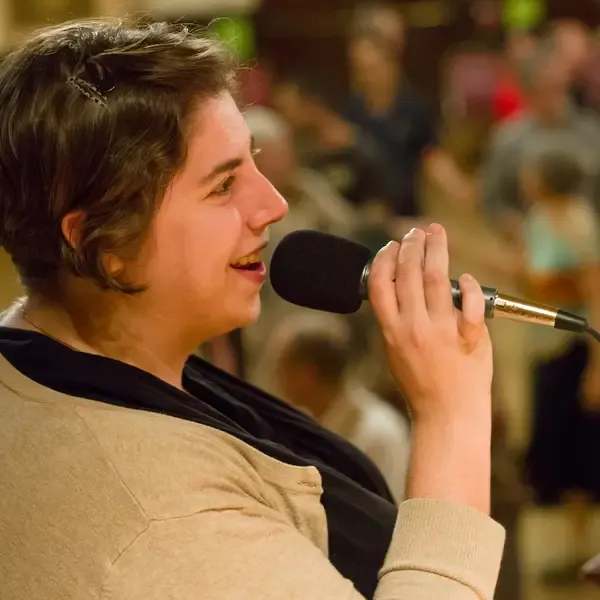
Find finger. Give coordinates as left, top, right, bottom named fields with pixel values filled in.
left=368, top=241, right=401, bottom=331
left=396, top=228, right=427, bottom=321
left=456, top=273, right=486, bottom=348
left=423, top=223, right=454, bottom=319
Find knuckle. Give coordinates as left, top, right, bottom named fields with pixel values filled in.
left=423, top=269, right=448, bottom=288
left=395, top=258, right=413, bottom=280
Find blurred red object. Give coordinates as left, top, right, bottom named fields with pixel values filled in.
left=443, top=51, right=503, bottom=121
left=493, top=69, right=527, bottom=122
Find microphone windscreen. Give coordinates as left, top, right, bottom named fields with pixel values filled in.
left=270, top=230, right=372, bottom=314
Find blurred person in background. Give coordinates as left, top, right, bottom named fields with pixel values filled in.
left=344, top=28, right=477, bottom=226
left=271, top=75, right=387, bottom=212
left=242, top=106, right=357, bottom=390
left=351, top=2, right=407, bottom=57
left=0, top=19, right=506, bottom=600
left=550, top=19, right=594, bottom=111
left=271, top=314, right=410, bottom=504
left=518, top=138, right=600, bottom=585
left=482, top=37, right=600, bottom=243
left=492, top=29, right=538, bottom=124
left=271, top=74, right=393, bottom=251
left=244, top=106, right=356, bottom=238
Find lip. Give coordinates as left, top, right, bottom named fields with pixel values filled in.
left=231, top=261, right=267, bottom=285
left=232, top=242, right=268, bottom=265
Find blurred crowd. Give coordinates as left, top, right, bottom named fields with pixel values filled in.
left=197, top=5, right=600, bottom=598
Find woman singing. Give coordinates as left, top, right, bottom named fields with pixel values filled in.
left=0, top=19, right=503, bottom=599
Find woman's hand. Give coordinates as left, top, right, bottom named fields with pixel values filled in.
left=368, top=223, right=493, bottom=422
left=367, top=223, right=494, bottom=513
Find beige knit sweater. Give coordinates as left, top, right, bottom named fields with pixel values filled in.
left=0, top=352, right=505, bottom=599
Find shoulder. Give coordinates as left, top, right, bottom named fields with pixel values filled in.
left=0, top=388, right=149, bottom=597
left=489, top=116, right=531, bottom=151
left=75, top=402, right=319, bottom=517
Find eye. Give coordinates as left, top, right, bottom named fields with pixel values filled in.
left=211, top=174, right=236, bottom=197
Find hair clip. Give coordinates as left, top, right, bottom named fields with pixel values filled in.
left=67, top=56, right=115, bottom=108
left=67, top=76, right=108, bottom=107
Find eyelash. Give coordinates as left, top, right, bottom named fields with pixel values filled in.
left=210, top=148, right=262, bottom=197
left=212, top=175, right=236, bottom=197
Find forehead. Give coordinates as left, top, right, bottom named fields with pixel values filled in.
left=187, top=93, right=250, bottom=162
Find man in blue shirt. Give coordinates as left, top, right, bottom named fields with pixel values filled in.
left=343, top=25, right=475, bottom=220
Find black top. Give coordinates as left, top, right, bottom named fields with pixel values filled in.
left=0, top=327, right=397, bottom=599
left=343, top=85, right=438, bottom=218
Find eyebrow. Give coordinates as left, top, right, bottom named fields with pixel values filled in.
left=200, top=136, right=256, bottom=184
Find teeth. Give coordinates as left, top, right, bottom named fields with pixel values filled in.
left=232, top=252, right=260, bottom=267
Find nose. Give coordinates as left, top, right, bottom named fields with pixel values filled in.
left=247, top=171, right=288, bottom=233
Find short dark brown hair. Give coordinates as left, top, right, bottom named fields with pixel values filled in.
left=0, top=18, right=236, bottom=293
left=278, top=323, right=352, bottom=385
left=524, top=134, right=588, bottom=197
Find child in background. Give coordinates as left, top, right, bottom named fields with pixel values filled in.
left=520, top=136, right=600, bottom=583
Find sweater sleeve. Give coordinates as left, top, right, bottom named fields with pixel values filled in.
left=102, top=499, right=505, bottom=600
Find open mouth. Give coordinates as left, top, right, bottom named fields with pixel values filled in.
left=230, top=252, right=263, bottom=271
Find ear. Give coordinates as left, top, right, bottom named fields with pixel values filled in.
left=61, top=210, right=124, bottom=276
left=61, top=210, right=86, bottom=250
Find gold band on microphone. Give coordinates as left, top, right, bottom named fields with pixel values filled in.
left=493, top=293, right=558, bottom=327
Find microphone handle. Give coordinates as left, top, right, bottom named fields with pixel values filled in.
left=360, top=263, right=587, bottom=332
left=451, top=280, right=497, bottom=319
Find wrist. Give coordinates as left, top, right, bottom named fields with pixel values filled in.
left=407, top=414, right=492, bottom=514
left=410, top=396, right=493, bottom=430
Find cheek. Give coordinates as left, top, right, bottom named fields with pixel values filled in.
left=148, top=202, right=243, bottom=293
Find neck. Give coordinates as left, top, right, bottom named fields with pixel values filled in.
left=356, top=69, right=400, bottom=113
left=363, top=81, right=397, bottom=113
left=6, top=290, right=201, bottom=391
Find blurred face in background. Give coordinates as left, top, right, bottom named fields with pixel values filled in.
left=348, top=35, right=397, bottom=94
left=271, top=82, right=315, bottom=130
left=554, top=20, right=591, bottom=77
left=363, top=5, right=406, bottom=55
left=506, top=31, right=537, bottom=66
left=527, top=54, right=570, bottom=122
left=253, top=131, right=297, bottom=192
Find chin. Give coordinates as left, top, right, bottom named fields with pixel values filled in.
left=230, top=296, right=262, bottom=330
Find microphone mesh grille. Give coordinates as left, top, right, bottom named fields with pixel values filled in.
left=270, top=230, right=372, bottom=314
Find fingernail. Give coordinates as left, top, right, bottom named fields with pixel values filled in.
left=460, top=273, right=473, bottom=282
left=427, top=223, right=443, bottom=233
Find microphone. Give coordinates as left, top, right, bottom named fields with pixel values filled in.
left=270, top=230, right=592, bottom=336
